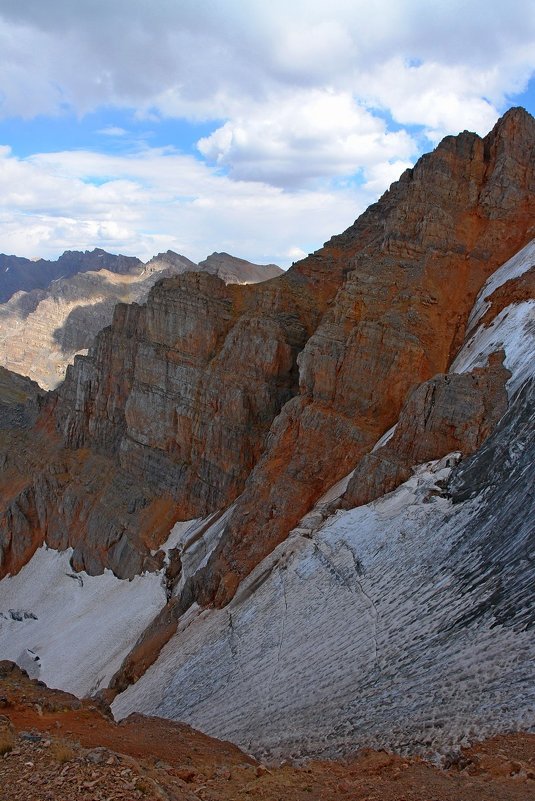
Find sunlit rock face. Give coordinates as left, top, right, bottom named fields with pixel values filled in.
left=191, top=107, right=535, bottom=607
left=0, top=110, right=534, bottom=598
left=0, top=250, right=282, bottom=391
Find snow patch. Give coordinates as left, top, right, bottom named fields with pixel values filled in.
left=113, top=450, right=534, bottom=759
left=161, top=508, right=233, bottom=595
left=451, top=300, right=535, bottom=394
left=371, top=423, right=397, bottom=452
left=0, top=546, right=166, bottom=697
left=467, top=238, right=535, bottom=330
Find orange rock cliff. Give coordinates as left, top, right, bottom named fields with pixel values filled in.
left=0, top=106, right=534, bottom=608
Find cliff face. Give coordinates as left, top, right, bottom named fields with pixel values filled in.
left=194, top=107, right=535, bottom=605
left=110, top=235, right=535, bottom=758
left=0, top=108, right=534, bottom=593
left=0, top=250, right=283, bottom=390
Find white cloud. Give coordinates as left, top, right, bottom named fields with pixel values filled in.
left=0, top=144, right=376, bottom=264
left=0, top=1, right=533, bottom=260
left=98, top=126, right=128, bottom=137
left=197, top=89, right=417, bottom=187
left=0, top=2, right=533, bottom=124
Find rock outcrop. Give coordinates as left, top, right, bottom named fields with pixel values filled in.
left=341, top=350, right=510, bottom=509
left=0, top=367, right=47, bottom=430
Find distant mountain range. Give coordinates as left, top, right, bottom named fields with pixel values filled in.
left=0, top=248, right=142, bottom=304
left=0, top=249, right=283, bottom=389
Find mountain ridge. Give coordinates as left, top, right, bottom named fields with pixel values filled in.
left=0, top=108, right=534, bottom=763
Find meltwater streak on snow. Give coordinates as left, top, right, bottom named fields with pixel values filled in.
left=161, top=507, right=234, bottom=595
left=466, top=238, right=535, bottom=330
left=0, top=547, right=166, bottom=697
left=113, top=446, right=535, bottom=759
left=451, top=300, right=535, bottom=395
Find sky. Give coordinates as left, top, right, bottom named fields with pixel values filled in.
left=0, top=0, right=534, bottom=266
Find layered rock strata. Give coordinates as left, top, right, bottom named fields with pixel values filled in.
left=0, top=250, right=283, bottom=390
left=0, top=108, right=534, bottom=596
left=191, top=107, right=535, bottom=606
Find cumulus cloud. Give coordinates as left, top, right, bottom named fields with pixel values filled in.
left=197, top=89, right=417, bottom=187
left=0, top=2, right=533, bottom=126
left=0, top=144, right=375, bottom=263
left=0, top=0, right=533, bottom=259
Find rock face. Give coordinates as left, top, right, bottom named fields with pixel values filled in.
left=0, top=250, right=283, bottom=390
left=0, top=367, right=47, bottom=430
left=342, top=351, right=510, bottom=509
left=193, top=106, right=535, bottom=606
left=111, top=244, right=535, bottom=756
left=0, top=248, right=142, bottom=303
left=0, top=108, right=534, bottom=598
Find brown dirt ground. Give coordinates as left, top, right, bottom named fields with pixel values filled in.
left=1, top=662, right=534, bottom=801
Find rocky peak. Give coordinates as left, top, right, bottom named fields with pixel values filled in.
left=0, top=109, right=534, bottom=594
left=0, top=248, right=143, bottom=303
left=142, top=250, right=198, bottom=274
left=198, top=252, right=284, bottom=283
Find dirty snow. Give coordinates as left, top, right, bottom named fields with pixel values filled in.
left=162, top=508, right=233, bottom=595
left=113, top=452, right=535, bottom=759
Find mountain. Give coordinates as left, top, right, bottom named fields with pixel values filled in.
left=0, top=107, right=534, bottom=763
left=0, top=250, right=283, bottom=390
left=198, top=252, right=283, bottom=283
left=0, top=248, right=143, bottom=303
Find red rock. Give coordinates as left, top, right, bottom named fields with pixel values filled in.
left=0, top=108, right=534, bottom=597
left=342, top=350, right=510, bottom=509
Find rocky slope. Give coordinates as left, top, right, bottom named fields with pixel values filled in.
left=0, top=107, right=534, bottom=762
left=0, top=251, right=283, bottom=390
left=2, top=663, right=533, bottom=801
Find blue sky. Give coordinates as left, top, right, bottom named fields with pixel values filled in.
left=0, top=0, right=534, bottom=265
